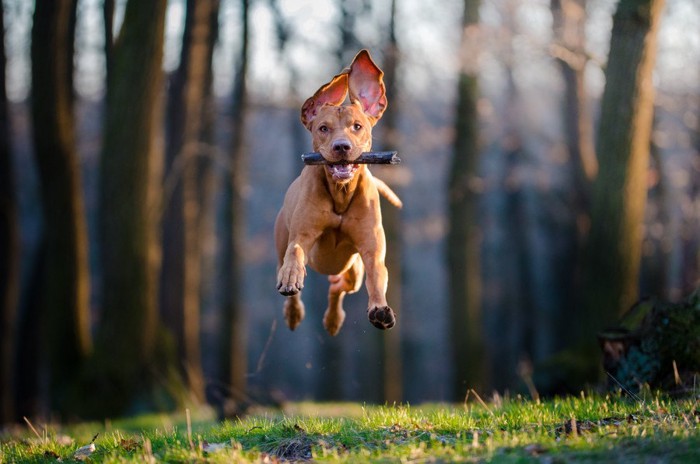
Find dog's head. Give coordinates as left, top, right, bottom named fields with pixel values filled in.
left=300, top=50, right=387, bottom=183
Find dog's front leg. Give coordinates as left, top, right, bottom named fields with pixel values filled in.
left=277, top=201, right=341, bottom=296
left=277, top=232, right=318, bottom=296
left=355, top=226, right=396, bottom=330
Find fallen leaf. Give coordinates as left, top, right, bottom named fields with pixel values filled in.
left=74, top=443, right=96, bottom=461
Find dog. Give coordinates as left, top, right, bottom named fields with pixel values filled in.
left=274, top=49, right=402, bottom=336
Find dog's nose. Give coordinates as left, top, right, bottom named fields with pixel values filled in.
left=332, top=140, right=352, bottom=156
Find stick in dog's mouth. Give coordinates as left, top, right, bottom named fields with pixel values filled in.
left=301, top=151, right=401, bottom=166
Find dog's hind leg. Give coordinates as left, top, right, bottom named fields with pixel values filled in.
left=283, top=292, right=305, bottom=330
left=323, top=255, right=364, bottom=336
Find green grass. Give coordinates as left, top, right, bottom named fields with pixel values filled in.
left=2, top=393, right=699, bottom=462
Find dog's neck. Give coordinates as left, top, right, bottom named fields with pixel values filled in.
left=322, top=165, right=367, bottom=215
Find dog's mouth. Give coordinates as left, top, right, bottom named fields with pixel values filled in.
left=326, top=163, right=359, bottom=181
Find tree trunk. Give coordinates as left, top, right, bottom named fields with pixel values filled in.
left=378, top=0, right=403, bottom=404
left=95, top=0, right=168, bottom=416
left=13, top=244, right=45, bottom=420
left=30, top=0, right=91, bottom=416
left=161, top=0, right=218, bottom=405
left=579, top=0, right=665, bottom=376
left=447, top=0, right=485, bottom=398
left=103, top=0, right=115, bottom=87
left=548, top=0, right=595, bottom=387
left=680, top=123, right=700, bottom=296
left=196, top=0, right=221, bottom=391
left=220, top=0, right=249, bottom=415
left=551, top=0, right=596, bottom=187
left=336, top=0, right=364, bottom=65
left=0, top=0, right=20, bottom=424
left=551, top=0, right=595, bottom=237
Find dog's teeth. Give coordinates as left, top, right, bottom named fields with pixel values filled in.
left=329, top=164, right=358, bottom=180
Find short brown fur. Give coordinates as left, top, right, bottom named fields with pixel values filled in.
left=274, top=50, right=399, bottom=335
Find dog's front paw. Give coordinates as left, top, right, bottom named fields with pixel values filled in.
left=368, top=306, right=396, bottom=330
left=277, top=262, right=305, bottom=296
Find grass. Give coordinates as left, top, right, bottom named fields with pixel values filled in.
left=1, top=392, right=699, bottom=462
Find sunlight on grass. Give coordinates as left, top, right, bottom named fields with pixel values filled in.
left=1, top=394, right=699, bottom=462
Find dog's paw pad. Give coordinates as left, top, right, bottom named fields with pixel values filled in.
left=368, top=306, right=396, bottom=330
left=279, top=285, right=299, bottom=296
left=278, top=285, right=301, bottom=296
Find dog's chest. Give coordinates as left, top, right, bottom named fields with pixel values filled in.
left=318, top=227, right=350, bottom=247
left=308, top=227, right=357, bottom=275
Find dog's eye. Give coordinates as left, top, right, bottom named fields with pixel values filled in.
left=318, top=125, right=329, bottom=133
left=353, top=123, right=363, bottom=131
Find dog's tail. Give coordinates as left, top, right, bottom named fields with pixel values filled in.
left=373, top=177, right=403, bottom=209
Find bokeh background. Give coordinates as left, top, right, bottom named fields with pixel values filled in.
left=0, top=0, right=698, bottom=422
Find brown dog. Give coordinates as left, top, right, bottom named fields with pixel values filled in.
left=274, top=50, right=402, bottom=336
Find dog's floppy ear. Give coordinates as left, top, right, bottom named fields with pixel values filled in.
left=348, top=49, right=387, bottom=125
left=300, top=73, right=348, bottom=129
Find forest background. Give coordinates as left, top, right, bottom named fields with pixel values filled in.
left=0, top=0, right=698, bottom=422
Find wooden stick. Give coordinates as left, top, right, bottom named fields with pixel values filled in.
left=301, top=151, right=401, bottom=165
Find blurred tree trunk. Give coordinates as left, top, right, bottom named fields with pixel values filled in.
left=0, top=1, right=20, bottom=424
left=693, top=126, right=700, bottom=294
left=95, top=0, right=168, bottom=416
left=220, top=0, right=249, bottom=415
left=336, top=0, right=366, bottom=65
left=681, top=125, right=700, bottom=295
left=579, top=0, right=665, bottom=376
left=196, top=0, right=221, bottom=388
left=489, top=27, right=530, bottom=391
left=551, top=0, right=595, bottom=249
left=268, top=0, right=306, bottom=181
left=30, top=0, right=92, bottom=416
left=547, top=0, right=594, bottom=387
left=447, top=0, right=485, bottom=398
left=377, top=0, right=403, bottom=404
left=641, top=142, right=669, bottom=298
left=13, top=245, right=45, bottom=420
left=103, top=0, right=115, bottom=87
left=161, top=0, right=219, bottom=405
left=551, top=0, right=596, bottom=189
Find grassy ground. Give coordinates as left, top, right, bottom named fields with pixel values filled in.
left=1, top=393, right=699, bottom=462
